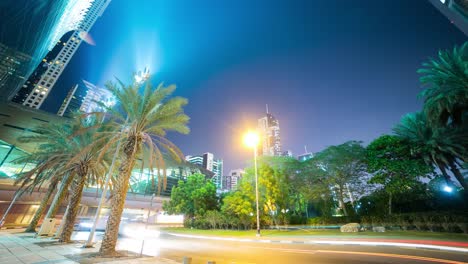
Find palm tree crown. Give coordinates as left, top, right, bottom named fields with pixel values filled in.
left=418, top=42, right=468, bottom=126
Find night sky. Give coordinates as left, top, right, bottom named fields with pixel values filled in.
left=42, top=0, right=466, bottom=172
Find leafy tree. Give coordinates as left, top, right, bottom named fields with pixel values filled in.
left=394, top=112, right=468, bottom=190
left=221, top=187, right=254, bottom=219
left=366, top=135, right=433, bottom=215
left=205, top=210, right=222, bottom=229
left=314, top=141, right=367, bottom=216
left=418, top=42, right=468, bottom=127
left=99, top=80, right=189, bottom=256
left=297, top=157, right=334, bottom=217
left=163, top=173, right=217, bottom=217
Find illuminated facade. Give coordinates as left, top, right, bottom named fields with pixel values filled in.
left=258, top=109, right=282, bottom=156
left=223, top=169, right=244, bottom=191
left=10, top=0, right=110, bottom=109
left=186, top=152, right=224, bottom=189
left=0, top=44, right=31, bottom=101
left=57, top=80, right=113, bottom=117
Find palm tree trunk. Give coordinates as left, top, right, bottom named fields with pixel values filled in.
left=99, top=152, right=137, bottom=256
left=448, top=162, right=468, bottom=190
left=45, top=174, right=73, bottom=219
left=59, top=175, right=86, bottom=243
left=25, top=181, right=57, bottom=232
left=437, top=162, right=451, bottom=184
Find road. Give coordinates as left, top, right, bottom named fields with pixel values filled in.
left=75, top=231, right=468, bottom=264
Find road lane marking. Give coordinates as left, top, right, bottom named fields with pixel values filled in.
left=316, top=250, right=468, bottom=264
left=166, top=233, right=468, bottom=253
left=244, top=246, right=467, bottom=264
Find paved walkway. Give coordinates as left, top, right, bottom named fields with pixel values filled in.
left=0, top=230, right=178, bottom=264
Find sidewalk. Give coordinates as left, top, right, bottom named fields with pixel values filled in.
left=0, top=230, right=178, bottom=264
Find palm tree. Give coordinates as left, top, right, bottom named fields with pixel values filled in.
left=418, top=42, right=468, bottom=127
left=14, top=121, right=80, bottom=232
left=15, top=116, right=109, bottom=241
left=57, top=117, right=110, bottom=242
left=394, top=112, right=468, bottom=190
left=98, top=79, right=189, bottom=256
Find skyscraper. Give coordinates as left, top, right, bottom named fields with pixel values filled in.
left=428, top=0, right=468, bottom=36
left=212, top=159, right=223, bottom=189
left=258, top=106, right=281, bottom=156
left=57, top=83, right=87, bottom=118
left=57, top=79, right=113, bottom=117
left=224, top=169, right=244, bottom=191
left=186, top=152, right=224, bottom=189
left=0, top=43, right=31, bottom=101
left=10, top=0, right=110, bottom=109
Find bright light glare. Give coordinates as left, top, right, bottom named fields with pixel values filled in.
left=134, top=67, right=150, bottom=84
left=120, top=223, right=160, bottom=239
left=79, top=222, right=93, bottom=228
left=244, top=131, right=260, bottom=148
left=443, top=185, right=453, bottom=193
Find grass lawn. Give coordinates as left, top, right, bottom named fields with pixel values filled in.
left=161, top=227, right=468, bottom=242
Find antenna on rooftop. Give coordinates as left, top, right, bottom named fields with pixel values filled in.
left=266, top=104, right=269, bottom=114
left=304, top=145, right=308, bottom=154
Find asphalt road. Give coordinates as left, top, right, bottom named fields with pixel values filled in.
left=129, top=233, right=468, bottom=264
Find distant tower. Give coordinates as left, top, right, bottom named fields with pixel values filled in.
left=186, top=152, right=224, bottom=189
left=258, top=105, right=281, bottom=156
left=10, top=0, right=111, bottom=109
left=57, top=79, right=113, bottom=117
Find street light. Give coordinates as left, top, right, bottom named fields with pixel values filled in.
left=243, top=131, right=261, bottom=237
left=443, top=185, right=453, bottom=193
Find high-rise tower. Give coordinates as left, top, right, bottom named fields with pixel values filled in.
left=428, top=0, right=468, bottom=36
left=57, top=79, right=113, bottom=117
left=10, top=0, right=111, bottom=109
left=186, top=152, right=224, bottom=189
left=258, top=105, right=281, bottom=156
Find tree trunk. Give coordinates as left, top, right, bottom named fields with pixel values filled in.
left=449, top=162, right=468, bottom=190
left=59, top=175, right=86, bottom=243
left=437, top=162, right=451, bottom=184
left=25, top=181, right=57, bottom=232
left=338, top=186, right=348, bottom=216
left=388, top=192, right=392, bottom=215
left=45, top=174, right=73, bottom=219
left=99, top=152, right=136, bottom=256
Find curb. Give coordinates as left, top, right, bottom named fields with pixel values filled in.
left=166, top=233, right=468, bottom=253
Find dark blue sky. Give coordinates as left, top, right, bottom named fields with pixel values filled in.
left=45, top=0, right=466, bottom=171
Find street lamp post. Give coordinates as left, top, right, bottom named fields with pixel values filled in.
left=84, top=117, right=127, bottom=248
left=244, top=131, right=261, bottom=237
left=253, top=144, right=260, bottom=237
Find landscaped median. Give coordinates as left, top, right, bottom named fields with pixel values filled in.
left=161, top=227, right=468, bottom=253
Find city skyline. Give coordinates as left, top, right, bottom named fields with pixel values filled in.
left=0, top=1, right=466, bottom=262
left=1, top=0, right=466, bottom=172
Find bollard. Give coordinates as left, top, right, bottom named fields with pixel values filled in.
left=182, top=257, right=192, bottom=264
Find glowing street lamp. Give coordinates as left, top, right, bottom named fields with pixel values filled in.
left=243, top=131, right=261, bottom=237
left=443, top=185, right=453, bottom=193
